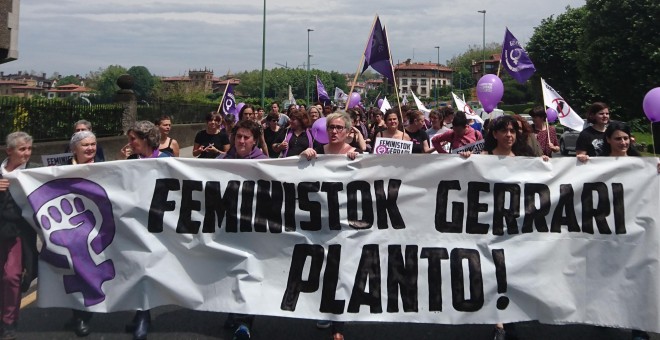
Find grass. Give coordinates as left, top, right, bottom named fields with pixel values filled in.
left=633, top=132, right=658, bottom=156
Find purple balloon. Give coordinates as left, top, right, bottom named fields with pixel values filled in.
left=311, top=117, right=329, bottom=144
left=546, top=107, right=558, bottom=123
left=377, top=98, right=384, bottom=108
left=476, top=75, right=504, bottom=113
left=643, top=87, right=660, bottom=123
left=348, top=92, right=361, bottom=109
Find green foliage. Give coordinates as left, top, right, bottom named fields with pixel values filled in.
left=87, top=65, right=128, bottom=103
left=527, top=6, right=597, bottom=111
left=235, top=68, right=348, bottom=104
left=56, top=75, right=81, bottom=86
left=578, top=0, right=660, bottom=121
left=528, top=1, right=659, bottom=121
left=127, top=66, right=158, bottom=102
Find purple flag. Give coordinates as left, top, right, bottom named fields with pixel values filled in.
left=501, top=27, right=536, bottom=83
left=221, top=84, right=237, bottom=118
left=361, top=17, right=394, bottom=82
left=316, top=76, right=330, bottom=103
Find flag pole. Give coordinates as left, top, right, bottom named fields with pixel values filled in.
left=316, top=75, right=319, bottom=103
left=216, top=82, right=230, bottom=114
left=384, top=25, right=403, bottom=135
left=346, top=15, right=379, bottom=111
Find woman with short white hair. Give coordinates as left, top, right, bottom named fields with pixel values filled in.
left=0, top=132, right=38, bottom=340
left=68, top=130, right=98, bottom=165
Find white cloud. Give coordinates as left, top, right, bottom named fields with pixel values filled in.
left=4, top=0, right=585, bottom=77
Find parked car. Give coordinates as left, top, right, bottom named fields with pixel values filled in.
left=559, top=120, right=588, bottom=155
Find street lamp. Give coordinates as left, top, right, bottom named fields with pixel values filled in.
left=477, top=10, right=486, bottom=76
left=435, top=46, right=440, bottom=107
left=261, top=0, right=266, bottom=108
left=307, top=28, right=314, bottom=105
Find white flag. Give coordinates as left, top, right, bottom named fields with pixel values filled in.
left=380, top=97, right=392, bottom=113
left=401, top=93, right=408, bottom=106
left=452, top=92, right=484, bottom=123
left=411, top=92, right=430, bottom=118
left=288, top=85, right=297, bottom=106
left=541, top=78, right=583, bottom=132
left=334, top=87, right=348, bottom=103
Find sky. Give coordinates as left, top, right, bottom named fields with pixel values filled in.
left=2, top=0, right=586, bottom=78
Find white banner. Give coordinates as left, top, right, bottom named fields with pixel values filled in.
left=6, top=156, right=660, bottom=333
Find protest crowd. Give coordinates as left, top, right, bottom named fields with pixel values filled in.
left=1, top=94, right=659, bottom=340
left=2, top=11, right=660, bottom=340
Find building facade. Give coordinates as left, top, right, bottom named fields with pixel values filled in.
left=394, top=59, right=453, bottom=99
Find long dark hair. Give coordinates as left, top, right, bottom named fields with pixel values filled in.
left=483, top=115, right=533, bottom=156
left=602, top=121, right=634, bottom=156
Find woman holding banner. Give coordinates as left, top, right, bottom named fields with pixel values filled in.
left=576, top=121, right=655, bottom=340
left=405, top=110, right=432, bottom=153
left=576, top=102, right=609, bottom=157
left=0, top=132, right=38, bottom=340
left=238, top=104, right=270, bottom=157
left=124, top=121, right=172, bottom=340
left=301, top=111, right=358, bottom=340
left=374, top=109, right=410, bottom=143
left=431, top=111, right=482, bottom=154
left=273, top=109, right=321, bottom=157
left=61, top=130, right=100, bottom=336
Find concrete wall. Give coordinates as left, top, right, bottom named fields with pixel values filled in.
left=0, top=123, right=205, bottom=164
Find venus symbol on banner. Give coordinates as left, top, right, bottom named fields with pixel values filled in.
left=223, top=93, right=236, bottom=115
left=27, top=178, right=117, bottom=307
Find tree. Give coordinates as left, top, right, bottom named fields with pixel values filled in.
left=87, top=65, right=128, bottom=103
left=56, top=75, right=81, bottom=86
left=127, top=66, right=158, bottom=102
left=578, top=0, right=660, bottom=120
left=526, top=6, right=598, bottom=111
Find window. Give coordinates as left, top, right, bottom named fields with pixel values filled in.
left=421, top=72, right=426, bottom=77
left=402, top=79, right=408, bottom=85
left=421, top=79, right=427, bottom=86
left=412, top=79, right=418, bottom=86
left=421, top=87, right=427, bottom=95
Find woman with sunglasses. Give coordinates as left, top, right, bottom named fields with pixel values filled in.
left=193, top=112, right=230, bottom=158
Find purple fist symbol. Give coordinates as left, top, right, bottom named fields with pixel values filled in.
left=28, top=178, right=116, bottom=307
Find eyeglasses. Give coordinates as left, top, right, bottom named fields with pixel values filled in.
left=327, top=125, right=345, bottom=132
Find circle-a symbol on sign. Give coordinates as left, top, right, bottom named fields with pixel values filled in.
left=552, top=98, right=571, bottom=118
left=375, top=145, right=389, bottom=154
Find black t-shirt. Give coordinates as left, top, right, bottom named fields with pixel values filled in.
left=264, top=128, right=285, bottom=158
left=575, top=126, right=605, bottom=157
left=194, top=130, right=230, bottom=159
left=405, top=128, right=429, bottom=154
left=282, top=129, right=318, bottom=157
